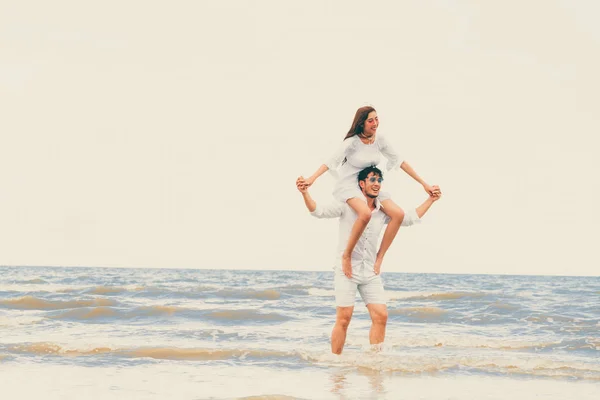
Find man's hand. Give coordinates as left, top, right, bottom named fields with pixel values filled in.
left=342, top=254, right=352, bottom=279
left=296, top=176, right=308, bottom=193
left=429, top=185, right=442, bottom=201
left=297, top=176, right=314, bottom=190
left=374, top=256, right=383, bottom=275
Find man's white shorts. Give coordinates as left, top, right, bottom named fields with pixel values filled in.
left=334, top=269, right=386, bottom=307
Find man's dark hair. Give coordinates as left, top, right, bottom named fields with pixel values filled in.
left=357, top=166, right=383, bottom=189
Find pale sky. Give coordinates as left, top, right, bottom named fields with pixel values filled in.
left=1, top=1, right=599, bottom=276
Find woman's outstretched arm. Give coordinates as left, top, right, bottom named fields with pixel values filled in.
left=378, top=134, right=434, bottom=195
left=400, top=161, right=434, bottom=195
left=302, top=138, right=354, bottom=186
left=304, top=164, right=329, bottom=186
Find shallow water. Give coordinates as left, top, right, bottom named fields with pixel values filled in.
left=1, top=266, right=599, bottom=399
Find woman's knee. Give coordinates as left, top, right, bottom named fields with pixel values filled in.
left=348, top=199, right=372, bottom=223
left=382, top=201, right=404, bottom=221
left=390, top=207, right=404, bottom=221
left=357, top=208, right=371, bottom=224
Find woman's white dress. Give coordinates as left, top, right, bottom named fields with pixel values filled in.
left=325, top=134, right=403, bottom=203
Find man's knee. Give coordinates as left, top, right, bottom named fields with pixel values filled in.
left=369, top=305, right=388, bottom=325
left=337, top=316, right=351, bottom=329
left=336, top=308, right=353, bottom=329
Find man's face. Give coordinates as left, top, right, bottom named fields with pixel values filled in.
left=360, top=172, right=383, bottom=198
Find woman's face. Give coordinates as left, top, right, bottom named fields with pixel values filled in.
left=362, top=111, right=379, bottom=136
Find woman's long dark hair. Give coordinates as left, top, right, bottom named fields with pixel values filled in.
left=344, top=106, right=376, bottom=140
left=341, top=106, right=376, bottom=165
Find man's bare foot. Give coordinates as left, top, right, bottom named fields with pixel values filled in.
left=342, top=255, right=352, bottom=278
left=369, top=343, right=384, bottom=353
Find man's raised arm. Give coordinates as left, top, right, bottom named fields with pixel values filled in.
left=296, top=176, right=343, bottom=219
left=396, top=185, right=442, bottom=227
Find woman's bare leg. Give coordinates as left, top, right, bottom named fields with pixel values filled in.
left=375, top=199, right=404, bottom=274
left=343, top=198, right=372, bottom=278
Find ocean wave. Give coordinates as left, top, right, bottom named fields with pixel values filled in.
left=133, top=305, right=182, bottom=316
left=279, top=284, right=313, bottom=291
left=206, top=309, right=289, bottom=322
left=3, top=341, right=600, bottom=381
left=236, top=396, right=306, bottom=400
left=51, top=307, right=120, bottom=320
left=388, top=307, right=448, bottom=320
left=0, top=296, right=117, bottom=310
left=47, top=305, right=289, bottom=323
left=56, top=288, right=77, bottom=293
left=301, top=351, right=600, bottom=380
left=0, top=315, right=44, bottom=327
left=126, top=285, right=220, bottom=299
left=401, top=292, right=486, bottom=301
left=18, top=278, right=47, bottom=284
left=121, top=347, right=290, bottom=361
left=486, top=301, right=520, bottom=311
left=569, top=324, right=600, bottom=335
left=386, top=291, right=428, bottom=301
left=275, top=284, right=313, bottom=296
left=86, top=286, right=129, bottom=295
left=307, top=288, right=335, bottom=297
left=50, top=305, right=184, bottom=320
left=525, top=314, right=578, bottom=324
left=171, top=328, right=241, bottom=341
left=385, top=336, right=600, bottom=353
left=64, top=275, right=94, bottom=282
left=532, top=338, right=600, bottom=352
left=8, top=342, right=113, bottom=356
left=215, top=289, right=281, bottom=300
left=6, top=342, right=298, bottom=361
left=69, top=285, right=278, bottom=299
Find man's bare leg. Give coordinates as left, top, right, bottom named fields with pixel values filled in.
left=366, top=303, right=388, bottom=348
left=331, top=306, right=354, bottom=354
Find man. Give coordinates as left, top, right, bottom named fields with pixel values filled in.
left=296, top=166, right=441, bottom=354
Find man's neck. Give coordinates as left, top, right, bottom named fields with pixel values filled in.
left=363, top=194, right=377, bottom=210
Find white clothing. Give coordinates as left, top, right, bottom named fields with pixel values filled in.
left=310, top=199, right=421, bottom=274
left=325, top=134, right=403, bottom=203
left=334, top=268, right=386, bottom=307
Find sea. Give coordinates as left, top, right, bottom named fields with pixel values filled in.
left=0, top=266, right=598, bottom=400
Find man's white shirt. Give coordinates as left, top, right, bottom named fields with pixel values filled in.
left=310, top=198, right=421, bottom=273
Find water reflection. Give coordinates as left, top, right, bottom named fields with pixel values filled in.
left=329, top=366, right=388, bottom=399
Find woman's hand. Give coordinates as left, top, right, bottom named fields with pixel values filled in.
left=423, top=183, right=434, bottom=196
left=296, top=176, right=308, bottom=193
left=301, top=176, right=315, bottom=188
